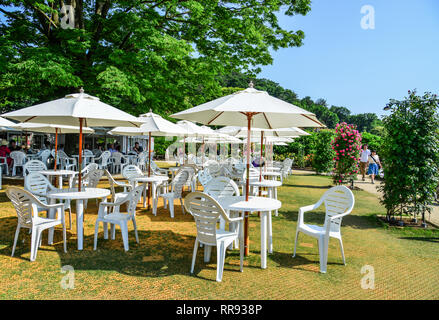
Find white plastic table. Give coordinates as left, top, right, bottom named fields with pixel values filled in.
left=250, top=179, right=282, bottom=216
left=129, top=175, right=169, bottom=214
left=40, top=169, right=76, bottom=188
left=217, top=196, right=281, bottom=269
left=262, top=171, right=281, bottom=181
left=47, top=187, right=111, bottom=250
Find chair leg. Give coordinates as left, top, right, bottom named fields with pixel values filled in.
left=103, top=222, right=108, bottom=239
left=120, top=222, right=129, bottom=251
left=293, top=230, right=299, bottom=257
left=63, top=223, right=67, bottom=253
left=204, top=245, right=212, bottom=262
left=30, top=227, right=39, bottom=262
left=93, top=220, right=100, bottom=250
left=318, top=236, right=328, bottom=273
left=68, top=208, right=72, bottom=230
left=111, top=224, right=116, bottom=240
left=180, top=198, right=185, bottom=215
left=163, top=198, right=167, bottom=209
left=132, top=218, right=139, bottom=244
left=216, top=241, right=226, bottom=282
left=191, top=239, right=199, bottom=274
left=169, top=199, right=174, bottom=218
left=11, top=224, right=21, bottom=257
left=339, top=237, right=346, bottom=265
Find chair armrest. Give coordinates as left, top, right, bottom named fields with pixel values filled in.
left=228, top=216, right=244, bottom=223
left=329, top=210, right=352, bottom=221
left=99, top=197, right=130, bottom=208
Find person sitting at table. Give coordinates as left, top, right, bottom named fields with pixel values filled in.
left=0, top=140, right=12, bottom=169
left=107, top=143, right=117, bottom=154
left=133, top=142, right=143, bottom=154
left=9, top=140, right=21, bottom=151
left=42, top=140, right=51, bottom=150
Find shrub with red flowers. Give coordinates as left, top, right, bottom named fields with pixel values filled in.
left=331, top=122, right=362, bottom=185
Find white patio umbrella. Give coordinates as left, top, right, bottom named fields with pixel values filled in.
left=171, top=81, right=324, bottom=255
left=110, top=109, right=186, bottom=174
left=0, top=117, right=17, bottom=131
left=2, top=88, right=142, bottom=190
left=14, top=123, right=94, bottom=170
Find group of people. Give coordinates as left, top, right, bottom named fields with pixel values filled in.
left=359, top=144, right=382, bottom=184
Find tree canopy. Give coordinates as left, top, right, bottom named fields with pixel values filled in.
left=0, top=0, right=312, bottom=116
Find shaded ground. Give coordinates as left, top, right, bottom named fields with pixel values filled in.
left=0, top=173, right=438, bottom=299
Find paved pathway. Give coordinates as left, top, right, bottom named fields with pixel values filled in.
left=353, top=175, right=439, bottom=227
left=294, top=169, right=439, bottom=227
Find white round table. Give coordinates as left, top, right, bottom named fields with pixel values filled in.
left=47, top=187, right=111, bottom=250
left=39, top=169, right=76, bottom=188
left=130, top=175, right=169, bottom=214
left=250, top=180, right=282, bottom=216
left=264, top=166, right=281, bottom=172
left=217, top=196, right=281, bottom=269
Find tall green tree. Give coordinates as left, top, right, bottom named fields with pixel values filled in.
left=0, top=0, right=312, bottom=116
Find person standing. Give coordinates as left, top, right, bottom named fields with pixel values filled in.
left=367, top=150, right=381, bottom=184
left=359, top=144, right=370, bottom=181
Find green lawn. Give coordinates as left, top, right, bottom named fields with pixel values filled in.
left=0, top=172, right=438, bottom=299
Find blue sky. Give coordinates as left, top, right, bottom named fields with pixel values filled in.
left=259, top=0, right=439, bottom=116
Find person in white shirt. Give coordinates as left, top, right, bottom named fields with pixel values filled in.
left=359, top=144, right=371, bottom=181
left=367, top=150, right=381, bottom=184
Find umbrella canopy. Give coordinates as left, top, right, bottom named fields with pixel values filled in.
left=14, top=123, right=95, bottom=134
left=0, top=117, right=17, bottom=129
left=171, top=82, right=323, bottom=257
left=2, top=88, right=143, bottom=191
left=171, top=84, right=325, bottom=128
left=176, top=120, right=217, bottom=137
left=219, top=126, right=309, bottom=138
left=109, top=110, right=186, bottom=137
left=2, top=89, right=142, bottom=127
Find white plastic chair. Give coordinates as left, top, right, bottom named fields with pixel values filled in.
left=148, top=160, right=168, bottom=176
left=205, top=160, right=221, bottom=177
left=10, top=151, right=26, bottom=176
left=94, top=150, right=111, bottom=170
left=157, top=170, right=188, bottom=218
left=23, top=160, right=47, bottom=178
left=109, top=152, right=127, bottom=174
left=180, top=164, right=198, bottom=191
left=184, top=191, right=244, bottom=282
left=55, top=150, right=77, bottom=171
left=24, top=172, right=73, bottom=229
left=197, top=168, right=213, bottom=188
left=104, top=169, right=133, bottom=207
left=293, top=185, right=355, bottom=273
left=83, top=149, right=95, bottom=166
left=39, top=149, right=51, bottom=167
left=6, top=186, right=67, bottom=261
left=93, top=185, right=144, bottom=251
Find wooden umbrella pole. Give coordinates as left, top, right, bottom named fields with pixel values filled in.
left=244, top=113, right=252, bottom=256
left=259, top=131, right=264, bottom=182
left=54, top=128, right=58, bottom=171
left=78, top=118, right=83, bottom=192
left=147, top=132, right=151, bottom=210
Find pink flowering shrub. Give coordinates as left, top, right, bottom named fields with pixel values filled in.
left=331, top=122, right=362, bottom=185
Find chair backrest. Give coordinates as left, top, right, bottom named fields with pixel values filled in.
left=23, top=160, right=47, bottom=177
left=122, top=165, right=143, bottom=180
left=198, top=168, right=213, bottom=187
left=82, top=169, right=104, bottom=188
left=103, top=169, right=128, bottom=202
left=321, top=186, right=355, bottom=233
left=6, top=187, right=40, bottom=227
left=171, top=170, right=189, bottom=198
left=10, top=151, right=26, bottom=165
left=82, top=163, right=98, bottom=175
left=100, top=151, right=111, bottom=165
left=126, top=185, right=144, bottom=216
left=24, top=172, right=55, bottom=203
left=205, top=160, right=220, bottom=175
left=39, top=149, right=51, bottom=164
left=83, top=149, right=94, bottom=157
left=179, top=165, right=197, bottom=186
left=243, top=168, right=261, bottom=183
left=204, top=176, right=239, bottom=199
left=187, top=154, right=196, bottom=164
left=137, top=151, right=148, bottom=166
left=184, top=191, right=230, bottom=245
left=111, top=152, right=124, bottom=165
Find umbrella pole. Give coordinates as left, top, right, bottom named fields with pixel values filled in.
left=183, top=136, right=186, bottom=165
left=244, top=113, right=253, bottom=256
left=202, top=137, right=205, bottom=167
left=78, top=118, right=83, bottom=192
left=54, top=128, right=58, bottom=171
left=259, top=131, right=264, bottom=182
left=147, top=132, right=151, bottom=210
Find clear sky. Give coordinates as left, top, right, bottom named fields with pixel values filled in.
left=259, top=0, right=439, bottom=116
